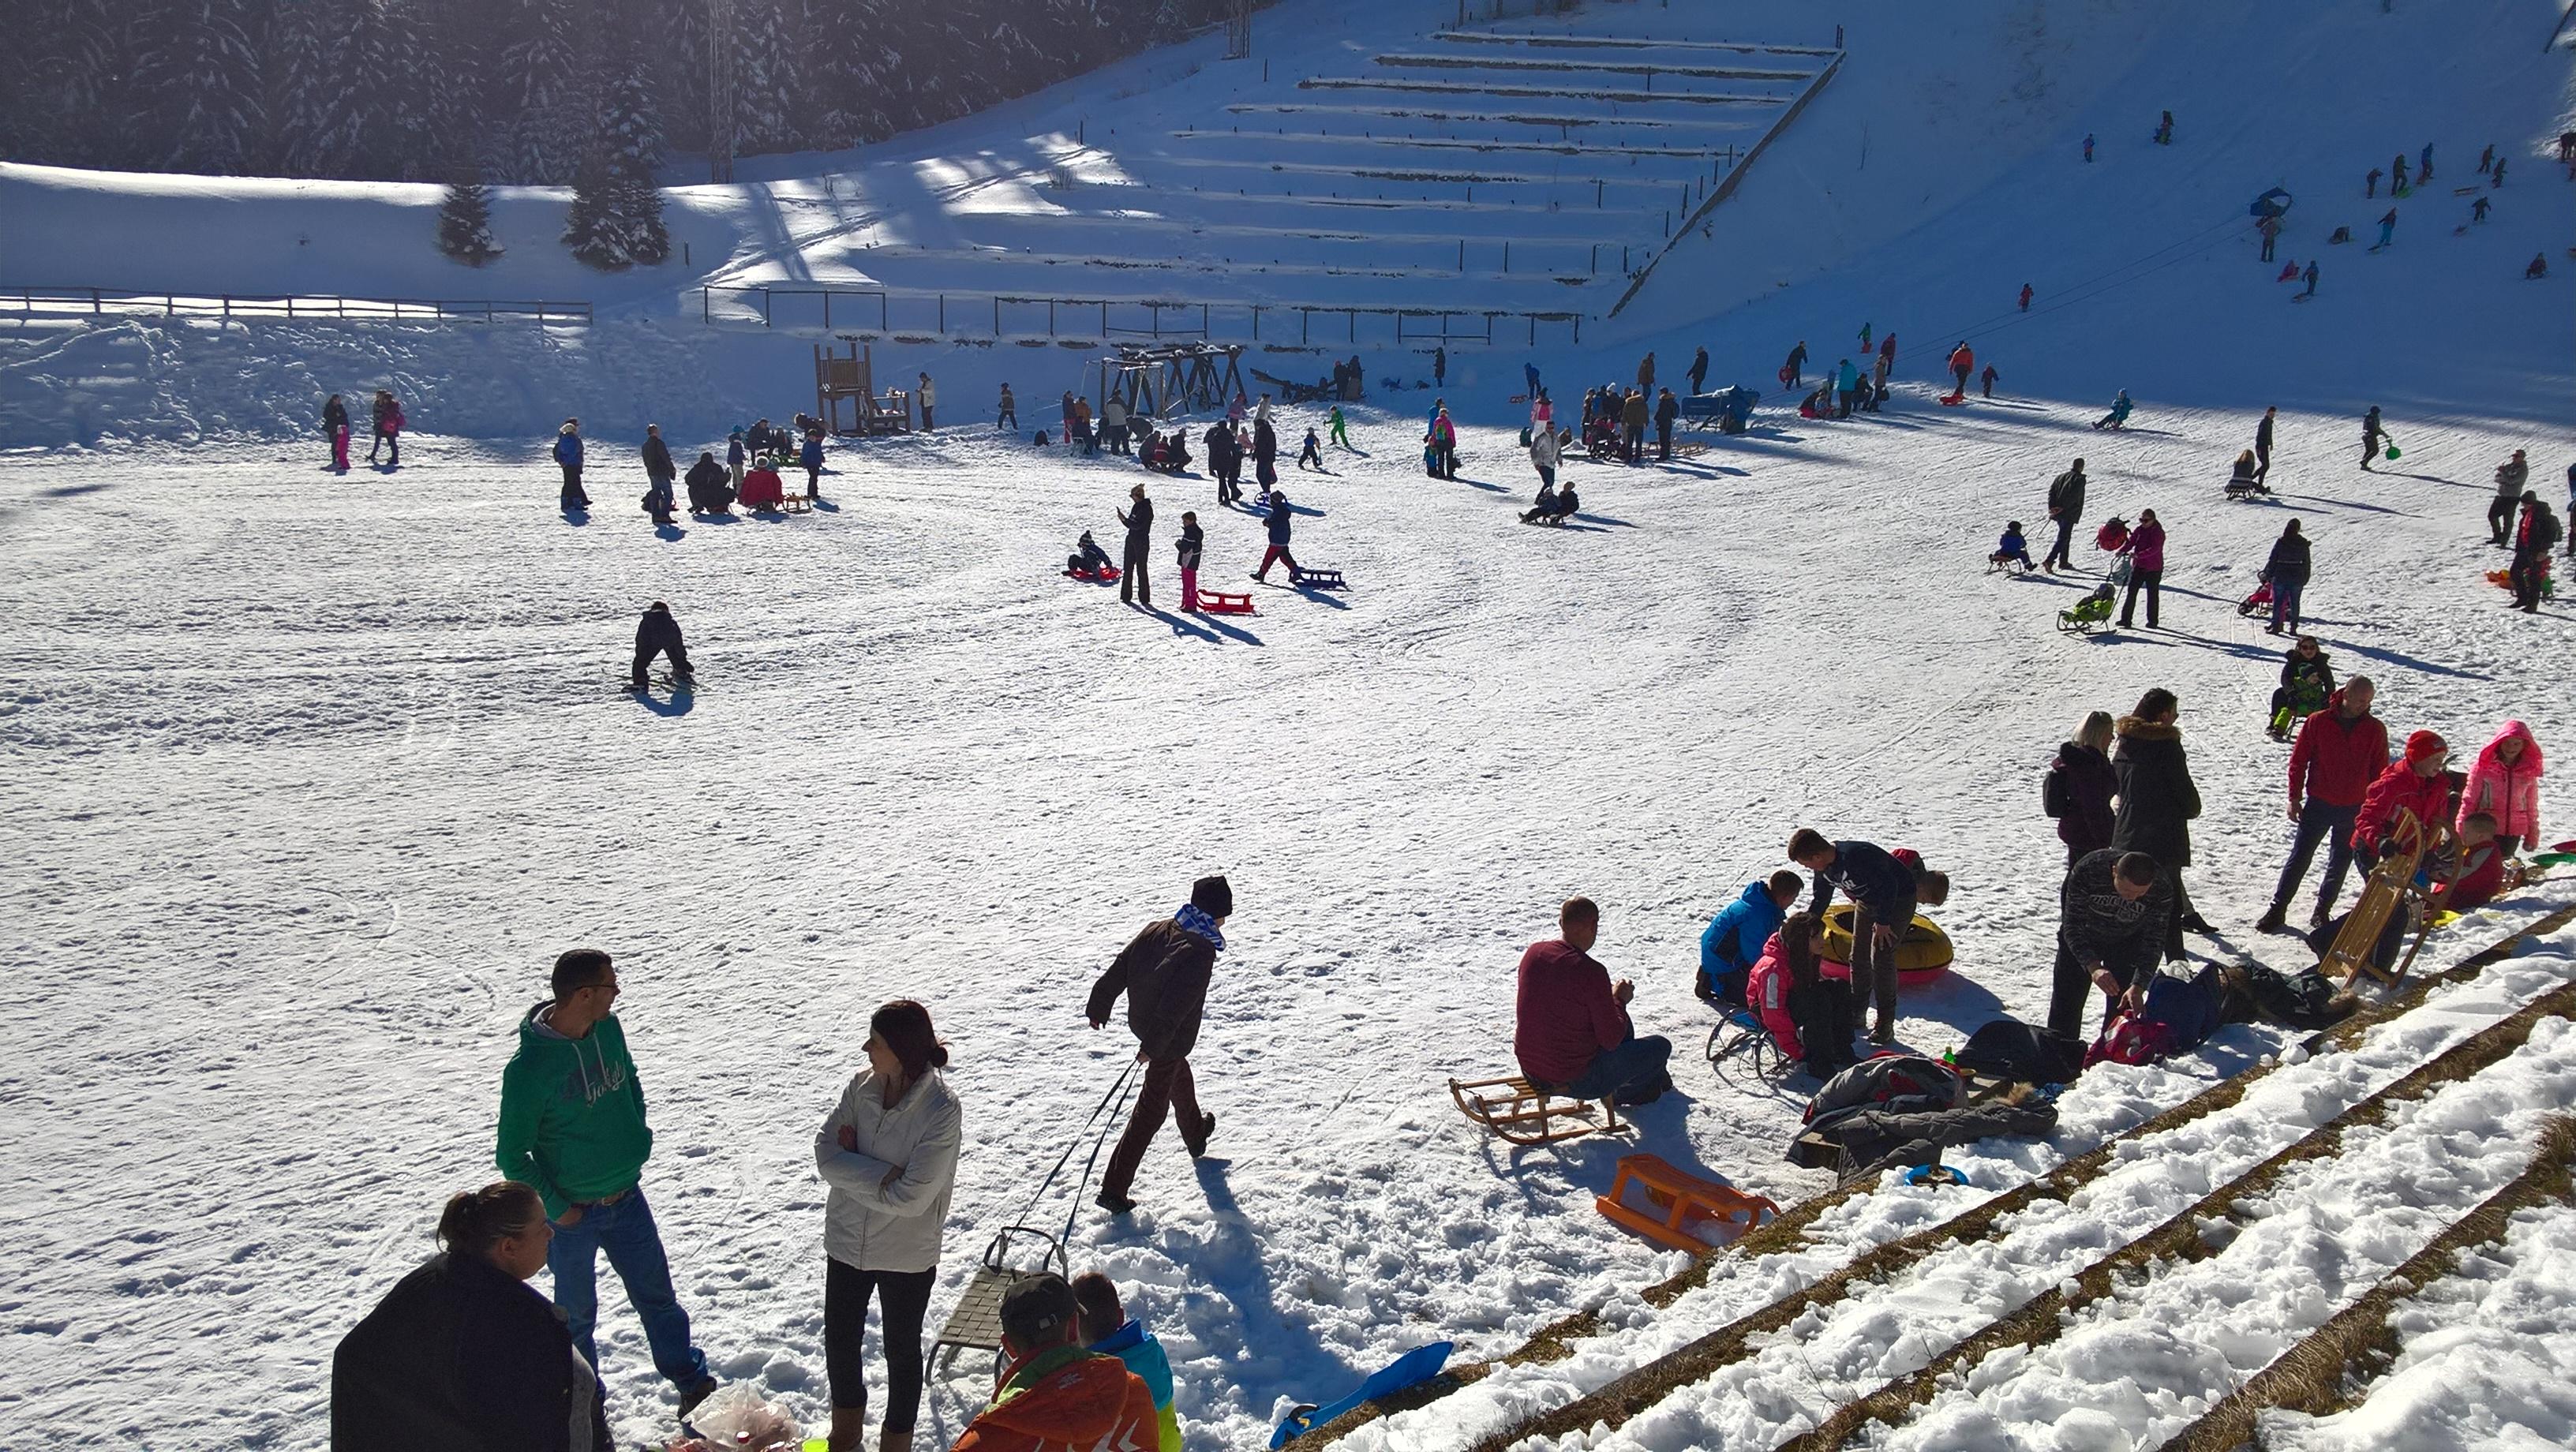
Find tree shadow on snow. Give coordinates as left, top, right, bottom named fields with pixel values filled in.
left=39, top=481, right=111, bottom=499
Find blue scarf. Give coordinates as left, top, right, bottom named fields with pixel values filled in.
left=1175, top=904, right=1226, bottom=952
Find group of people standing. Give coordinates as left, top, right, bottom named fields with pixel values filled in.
left=318, top=389, right=404, bottom=471
left=335, top=878, right=1237, bottom=1451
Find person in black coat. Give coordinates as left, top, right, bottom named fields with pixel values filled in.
left=323, top=394, right=351, bottom=471
left=640, top=425, right=677, bottom=523
left=2047, top=849, right=2173, bottom=1045
left=1117, top=484, right=1154, bottom=606
left=683, top=452, right=733, bottom=515
left=331, top=1181, right=612, bottom=1452
left=2253, top=406, right=2276, bottom=485
left=2041, top=457, right=2086, bottom=572
left=633, top=601, right=691, bottom=690
left=2048, top=710, right=2119, bottom=866
left=2110, top=688, right=2207, bottom=956
left=1088, top=876, right=1232, bottom=1213
left=1788, top=829, right=1921, bottom=1045
left=1687, top=345, right=1709, bottom=395
left=2263, top=519, right=2312, bottom=634
left=1653, top=387, right=1681, bottom=461
left=1252, top=416, right=1279, bottom=489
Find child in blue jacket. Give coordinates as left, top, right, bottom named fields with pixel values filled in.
left=1073, top=1273, right=1181, bottom=1452
left=1700, top=871, right=1803, bottom=1005
left=1991, top=521, right=2035, bottom=573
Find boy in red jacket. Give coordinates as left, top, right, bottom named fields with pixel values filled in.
left=2355, top=730, right=2452, bottom=869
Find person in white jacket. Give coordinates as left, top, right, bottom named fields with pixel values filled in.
left=1530, top=425, right=1562, bottom=493
left=814, top=1001, right=961, bottom=1452
left=916, top=373, right=938, bottom=432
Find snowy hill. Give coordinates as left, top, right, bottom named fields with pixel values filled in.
left=2, top=2, right=2574, bottom=1450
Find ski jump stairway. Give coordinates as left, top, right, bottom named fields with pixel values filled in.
left=1298, top=902, right=2576, bottom=1451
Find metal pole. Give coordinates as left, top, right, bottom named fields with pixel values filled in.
left=938, top=294, right=945, bottom=332
left=763, top=290, right=772, bottom=327
left=702, top=288, right=710, bottom=324
left=824, top=291, right=832, bottom=330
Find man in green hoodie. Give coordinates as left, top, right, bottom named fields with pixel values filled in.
left=496, top=949, right=716, bottom=1415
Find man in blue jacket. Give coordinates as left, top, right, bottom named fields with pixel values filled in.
left=1698, top=870, right=1803, bottom=1006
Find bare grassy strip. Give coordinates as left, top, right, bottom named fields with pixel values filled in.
left=1769, top=979, right=2576, bottom=1452
left=1301, top=904, right=2574, bottom=1448
left=2148, top=1116, right=2576, bottom=1452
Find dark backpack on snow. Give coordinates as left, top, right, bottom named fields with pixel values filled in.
left=1954, top=1016, right=2083, bottom=1086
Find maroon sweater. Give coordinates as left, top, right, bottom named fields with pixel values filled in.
left=1514, top=939, right=1628, bottom=1086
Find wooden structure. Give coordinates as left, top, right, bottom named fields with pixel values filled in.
left=1099, top=342, right=1249, bottom=421
left=1595, top=1154, right=1777, bottom=1251
left=814, top=339, right=912, bottom=436
left=1449, top=1074, right=1620, bottom=1146
left=928, top=1226, right=1067, bottom=1375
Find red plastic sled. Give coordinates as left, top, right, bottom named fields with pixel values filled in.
left=1063, top=566, right=1121, bottom=583
left=1938, top=394, right=1968, bottom=406
left=1196, top=590, right=1256, bottom=616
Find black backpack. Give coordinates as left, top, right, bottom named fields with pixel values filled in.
left=1955, top=1017, right=2084, bottom=1086
left=2041, top=760, right=2069, bottom=819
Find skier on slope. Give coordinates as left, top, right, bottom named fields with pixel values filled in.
left=2373, top=208, right=2397, bottom=250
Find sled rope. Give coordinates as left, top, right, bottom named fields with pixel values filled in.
left=1062, top=1059, right=1144, bottom=1247
left=1002, top=1055, right=1143, bottom=1237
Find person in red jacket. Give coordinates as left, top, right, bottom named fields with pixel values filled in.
left=1944, top=342, right=1974, bottom=402
left=1513, top=897, right=1672, bottom=1106
left=950, top=1274, right=1159, bottom=1452
left=2258, top=677, right=2389, bottom=934
left=2436, top=812, right=2514, bottom=912
left=2355, top=730, right=2452, bottom=869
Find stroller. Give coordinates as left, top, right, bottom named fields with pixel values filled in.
left=2237, top=579, right=2274, bottom=618
left=1581, top=411, right=1619, bottom=461
left=2059, top=556, right=2130, bottom=634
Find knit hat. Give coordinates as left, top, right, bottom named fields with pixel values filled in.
left=1190, top=874, right=1234, bottom=918
left=2403, top=729, right=2449, bottom=764
left=998, top=1274, right=1076, bottom=1345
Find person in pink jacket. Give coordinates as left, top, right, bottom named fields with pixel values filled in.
left=2458, top=720, right=2544, bottom=852
left=2117, top=508, right=2166, bottom=629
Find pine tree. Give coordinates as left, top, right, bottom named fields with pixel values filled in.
left=562, top=152, right=625, bottom=266
left=1151, top=0, right=1188, bottom=46
left=610, top=168, right=671, bottom=266
left=412, top=0, right=483, bottom=178
left=5, top=0, right=122, bottom=165
left=655, top=0, right=711, bottom=157
left=129, top=0, right=267, bottom=174
left=805, top=0, right=896, bottom=148
left=264, top=0, right=337, bottom=175
left=436, top=169, right=504, bottom=264
left=361, top=0, right=437, bottom=180
left=498, top=0, right=578, bottom=182
left=732, top=0, right=800, bottom=155
left=597, top=66, right=665, bottom=181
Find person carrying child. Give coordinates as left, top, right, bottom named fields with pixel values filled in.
left=1990, top=521, right=2035, bottom=573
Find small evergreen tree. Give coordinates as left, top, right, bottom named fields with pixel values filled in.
left=436, top=170, right=504, bottom=264
left=561, top=152, right=627, bottom=267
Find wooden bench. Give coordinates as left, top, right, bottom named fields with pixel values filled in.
left=1449, top=1075, right=1620, bottom=1146
left=1595, top=1153, right=1778, bottom=1250
left=927, top=1226, right=1067, bottom=1375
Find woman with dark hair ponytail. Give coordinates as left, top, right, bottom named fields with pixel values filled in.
left=331, top=1181, right=610, bottom=1451
left=814, top=1000, right=961, bottom=1452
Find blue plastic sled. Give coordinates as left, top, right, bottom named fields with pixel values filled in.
left=1269, top=1342, right=1455, bottom=1447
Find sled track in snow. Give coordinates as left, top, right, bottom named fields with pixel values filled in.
left=2147, top=1116, right=2576, bottom=1452
left=1302, top=902, right=2576, bottom=1447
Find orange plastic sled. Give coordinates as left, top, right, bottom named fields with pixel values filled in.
left=1595, top=1154, right=1779, bottom=1251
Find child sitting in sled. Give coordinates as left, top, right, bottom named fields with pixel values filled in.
left=1067, top=530, right=1115, bottom=576
left=1990, top=521, right=2035, bottom=573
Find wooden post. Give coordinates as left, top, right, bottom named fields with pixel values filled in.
left=824, top=291, right=833, bottom=330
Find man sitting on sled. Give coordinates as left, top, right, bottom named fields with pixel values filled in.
left=1515, top=897, right=1672, bottom=1107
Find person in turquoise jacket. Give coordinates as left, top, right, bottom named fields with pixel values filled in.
left=496, top=949, right=716, bottom=1409
left=1072, top=1273, right=1181, bottom=1452
left=1698, top=872, right=1803, bottom=1006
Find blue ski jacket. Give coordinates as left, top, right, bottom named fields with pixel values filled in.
left=1701, top=880, right=1785, bottom=988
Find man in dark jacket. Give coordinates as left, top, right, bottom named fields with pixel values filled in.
left=2111, top=692, right=2206, bottom=955
left=683, top=451, right=732, bottom=515
left=2259, top=677, right=2386, bottom=933
left=640, top=425, right=677, bottom=523
left=1088, top=877, right=1232, bottom=1213
left=1653, top=387, right=1681, bottom=461
left=2041, top=458, right=2086, bottom=572
left=1788, top=829, right=1918, bottom=1044
left=1687, top=346, right=1709, bottom=395
left=2048, top=850, right=2173, bottom=1044
left=631, top=602, right=691, bottom=690
left=2510, top=495, right=2561, bottom=611
left=1117, top=484, right=1154, bottom=606
left=1783, top=340, right=1807, bottom=387
left=2253, top=406, right=2276, bottom=485
left=2263, top=520, right=2312, bottom=634
left=1252, top=414, right=1279, bottom=489
left=1515, top=896, right=1670, bottom=1104
left=1620, top=387, right=1649, bottom=465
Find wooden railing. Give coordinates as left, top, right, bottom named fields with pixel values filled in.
left=0, top=286, right=593, bottom=326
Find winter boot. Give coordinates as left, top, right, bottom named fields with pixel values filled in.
left=2254, top=903, right=2290, bottom=934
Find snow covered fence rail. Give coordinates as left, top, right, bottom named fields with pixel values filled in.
left=2148, top=1116, right=2576, bottom=1452
left=1305, top=901, right=2576, bottom=1450
left=0, top=285, right=592, bottom=327
left=700, top=284, right=1582, bottom=347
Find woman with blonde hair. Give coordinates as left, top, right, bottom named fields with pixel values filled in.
left=2046, top=711, right=2120, bottom=866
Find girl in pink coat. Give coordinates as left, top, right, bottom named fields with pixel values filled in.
left=2458, top=720, right=2544, bottom=851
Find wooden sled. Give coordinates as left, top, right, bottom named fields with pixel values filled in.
left=1595, top=1153, right=1777, bottom=1251
left=1449, top=1075, right=1619, bottom=1146
left=927, top=1226, right=1068, bottom=1375
left=1290, top=567, right=1348, bottom=589
left=2321, top=810, right=2441, bottom=989
left=1196, top=589, right=1256, bottom=616
left=777, top=494, right=814, bottom=514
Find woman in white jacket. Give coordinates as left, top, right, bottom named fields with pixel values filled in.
left=815, top=1001, right=961, bottom=1452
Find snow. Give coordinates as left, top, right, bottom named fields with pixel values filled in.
left=2, top=0, right=2574, bottom=1449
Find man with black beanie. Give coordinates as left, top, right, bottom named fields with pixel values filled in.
left=950, top=1274, right=1159, bottom=1451
left=1087, top=876, right=1231, bottom=1213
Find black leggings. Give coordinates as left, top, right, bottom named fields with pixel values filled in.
left=825, top=1259, right=937, bottom=1426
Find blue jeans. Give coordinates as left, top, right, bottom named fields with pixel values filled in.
left=546, top=1186, right=709, bottom=1390
left=2270, top=578, right=2304, bottom=630
left=2271, top=801, right=2359, bottom=915
left=1563, top=1033, right=1672, bottom=1101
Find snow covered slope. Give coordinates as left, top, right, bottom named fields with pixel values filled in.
left=1, top=2, right=2573, bottom=1450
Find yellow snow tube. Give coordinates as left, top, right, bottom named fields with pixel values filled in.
left=1818, top=903, right=1955, bottom=986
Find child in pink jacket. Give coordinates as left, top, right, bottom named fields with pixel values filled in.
left=2458, top=720, right=2544, bottom=852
